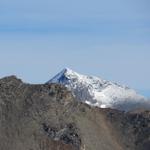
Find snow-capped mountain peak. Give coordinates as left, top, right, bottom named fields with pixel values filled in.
left=52, top=67, right=81, bottom=80
left=47, top=68, right=147, bottom=111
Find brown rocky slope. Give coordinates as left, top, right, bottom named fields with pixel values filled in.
left=0, top=76, right=150, bottom=150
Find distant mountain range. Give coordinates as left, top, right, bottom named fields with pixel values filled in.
left=47, top=68, right=149, bottom=111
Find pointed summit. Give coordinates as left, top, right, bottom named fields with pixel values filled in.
left=61, top=67, right=79, bottom=76
left=47, top=68, right=80, bottom=84
left=47, top=68, right=146, bottom=111
left=62, top=67, right=73, bottom=72
left=60, top=67, right=72, bottom=74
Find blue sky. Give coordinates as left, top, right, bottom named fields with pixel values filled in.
left=0, top=0, right=150, bottom=97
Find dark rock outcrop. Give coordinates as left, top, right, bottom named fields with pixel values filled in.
left=0, top=76, right=150, bottom=150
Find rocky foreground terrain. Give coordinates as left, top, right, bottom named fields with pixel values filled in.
left=0, top=76, right=150, bottom=150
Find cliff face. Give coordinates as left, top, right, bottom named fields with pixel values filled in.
left=0, top=76, right=150, bottom=150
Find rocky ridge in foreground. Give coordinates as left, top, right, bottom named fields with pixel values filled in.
left=0, top=76, right=150, bottom=150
